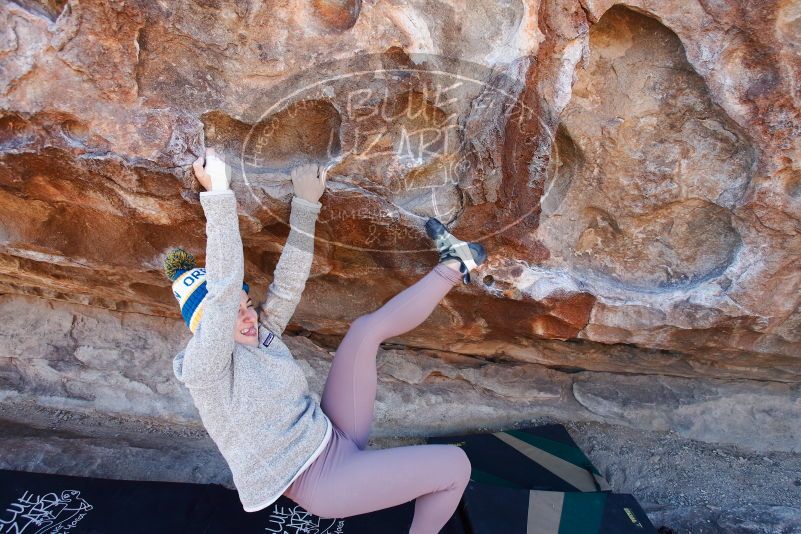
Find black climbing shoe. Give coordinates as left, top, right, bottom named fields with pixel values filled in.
left=425, top=217, right=487, bottom=284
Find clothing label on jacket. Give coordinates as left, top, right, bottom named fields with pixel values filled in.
left=263, top=331, right=275, bottom=348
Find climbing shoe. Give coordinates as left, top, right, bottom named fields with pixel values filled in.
left=425, top=217, right=487, bottom=284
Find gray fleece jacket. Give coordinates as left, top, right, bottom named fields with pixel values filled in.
left=172, top=189, right=332, bottom=512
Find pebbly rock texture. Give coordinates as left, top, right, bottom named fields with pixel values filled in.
left=5, top=293, right=798, bottom=450
left=1, top=0, right=800, bottom=531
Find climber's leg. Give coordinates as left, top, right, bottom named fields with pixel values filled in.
left=320, top=263, right=462, bottom=450
left=286, top=425, right=471, bottom=533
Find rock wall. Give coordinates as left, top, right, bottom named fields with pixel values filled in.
left=1, top=0, right=800, bottom=530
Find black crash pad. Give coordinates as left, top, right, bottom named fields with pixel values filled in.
left=0, top=468, right=467, bottom=533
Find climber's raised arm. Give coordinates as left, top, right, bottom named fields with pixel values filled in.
left=177, top=148, right=245, bottom=385
left=258, top=163, right=328, bottom=338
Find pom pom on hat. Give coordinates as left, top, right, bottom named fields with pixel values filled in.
left=164, top=248, right=197, bottom=281
left=165, top=247, right=251, bottom=333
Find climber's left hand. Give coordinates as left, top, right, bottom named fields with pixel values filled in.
left=291, top=162, right=328, bottom=203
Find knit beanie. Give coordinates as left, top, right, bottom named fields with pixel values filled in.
left=164, top=248, right=249, bottom=333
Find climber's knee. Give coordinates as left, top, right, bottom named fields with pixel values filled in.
left=349, top=312, right=382, bottom=339
left=448, top=445, right=472, bottom=489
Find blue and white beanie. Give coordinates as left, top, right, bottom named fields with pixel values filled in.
left=164, top=248, right=249, bottom=333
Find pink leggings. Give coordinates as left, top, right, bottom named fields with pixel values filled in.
left=283, top=263, right=471, bottom=533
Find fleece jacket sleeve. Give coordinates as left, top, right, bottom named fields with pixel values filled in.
left=259, top=195, right=322, bottom=338
left=181, top=189, right=243, bottom=387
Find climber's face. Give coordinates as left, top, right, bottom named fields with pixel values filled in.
left=234, top=290, right=259, bottom=346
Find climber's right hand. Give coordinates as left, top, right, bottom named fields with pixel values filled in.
left=192, top=147, right=231, bottom=192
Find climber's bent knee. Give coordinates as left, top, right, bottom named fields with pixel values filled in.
left=446, top=445, right=472, bottom=490
left=347, top=312, right=384, bottom=340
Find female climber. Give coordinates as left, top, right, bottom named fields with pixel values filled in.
left=167, top=147, right=487, bottom=533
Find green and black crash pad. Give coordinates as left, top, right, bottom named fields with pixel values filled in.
left=427, top=423, right=612, bottom=493
left=460, top=482, right=657, bottom=534
left=0, top=468, right=467, bottom=533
